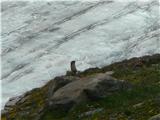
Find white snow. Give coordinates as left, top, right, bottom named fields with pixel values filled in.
left=1, top=0, right=160, bottom=109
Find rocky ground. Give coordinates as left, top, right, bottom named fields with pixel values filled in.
left=1, top=54, right=160, bottom=120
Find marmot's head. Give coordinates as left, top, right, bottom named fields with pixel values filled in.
left=71, top=61, right=75, bottom=65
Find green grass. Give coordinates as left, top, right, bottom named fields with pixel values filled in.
left=112, top=64, right=160, bottom=85
left=41, top=84, right=160, bottom=120
left=66, top=85, right=160, bottom=120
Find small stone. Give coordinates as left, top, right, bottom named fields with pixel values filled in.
left=79, top=108, right=104, bottom=118
left=149, top=114, right=160, bottom=120
left=133, top=102, right=144, bottom=108
left=5, top=96, right=22, bottom=107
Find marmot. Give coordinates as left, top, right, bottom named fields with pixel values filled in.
left=71, top=61, right=77, bottom=74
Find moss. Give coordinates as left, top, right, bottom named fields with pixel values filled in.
left=1, top=115, right=7, bottom=120
left=6, top=86, right=49, bottom=120
left=41, top=108, right=68, bottom=120
left=78, top=68, right=102, bottom=77
left=112, top=64, right=160, bottom=85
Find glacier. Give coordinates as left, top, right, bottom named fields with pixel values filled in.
left=1, top=0, right=160, bottom=109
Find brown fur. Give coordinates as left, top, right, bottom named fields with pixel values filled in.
left=71, top=61, right=77, bottom=74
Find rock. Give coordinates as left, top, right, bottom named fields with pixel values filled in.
left=46, top=76, right=80, bottom=99
left=2, top=75, right=80, bottom=120
left=49, top=78, right=88, bottom=111
left=4, top=95, right=25, bottom=113
left=18, top=95, right=30, bottom=104
left=49, top=72, right=132, bottom=111
left=149, top=114, right=160, bottom=120
left=105, top=71, right=114, bottom=75
left=84, top=74, right=132, bottom=100
left=79, top=108, right=104, bottom=118
left=133, top=102, right=144, bottom=108
left=5, top=95, right=23, bottom=107
left=1, top=109, right=7, bottom=116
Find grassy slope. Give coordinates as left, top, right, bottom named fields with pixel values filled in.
left=2, top=54, right=160, bottom=120
left=42, top=54, right=160, bottom=120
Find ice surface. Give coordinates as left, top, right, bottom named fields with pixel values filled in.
left=1, top=0, right=160, bottom=109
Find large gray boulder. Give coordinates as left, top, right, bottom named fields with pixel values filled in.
left=49, top=73, right=132, bottom=111
left=46, top=76, right=81, bottom=99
